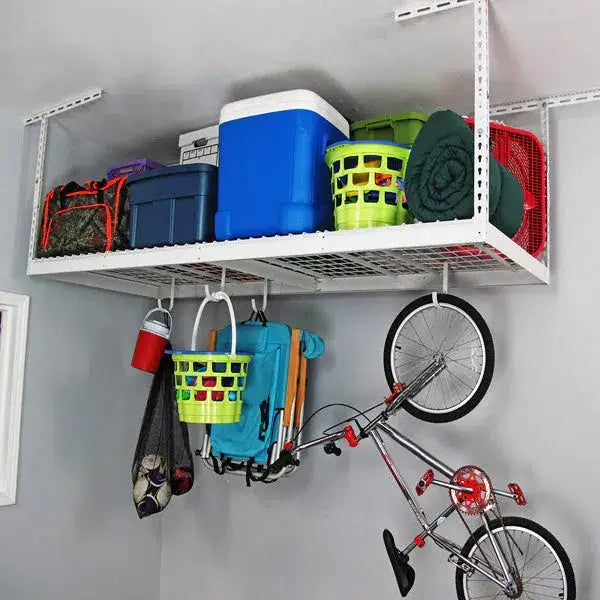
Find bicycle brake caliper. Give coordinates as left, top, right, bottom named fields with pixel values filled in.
left=416, top=469, right=434, bottom=496
left=508, top=482, right=527, bottom=506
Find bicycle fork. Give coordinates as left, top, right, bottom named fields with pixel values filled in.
left=370, top=427, right=519, bottom=595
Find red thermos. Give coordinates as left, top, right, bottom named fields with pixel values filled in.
left=131, top=308, right=172, bottom=374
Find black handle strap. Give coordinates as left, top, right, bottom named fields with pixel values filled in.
left=243, top=310, right=268, bottom=326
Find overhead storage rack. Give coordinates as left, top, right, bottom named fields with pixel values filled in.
left=24, top=0, right=598, bottom=299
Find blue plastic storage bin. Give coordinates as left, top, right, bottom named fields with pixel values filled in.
left=128, top=164, right=217, bottom=248
left=215, top=90, right=349, bottom=240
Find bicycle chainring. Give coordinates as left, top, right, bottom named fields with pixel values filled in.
left=450, top=465, right=494, bottom=515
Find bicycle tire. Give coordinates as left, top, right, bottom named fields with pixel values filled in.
left=383, top=294, right=494, bottom=423
left=455, top=516, right=576, bottom=600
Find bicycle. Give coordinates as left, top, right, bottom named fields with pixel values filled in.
left=269, top=294, right=575, bottom=599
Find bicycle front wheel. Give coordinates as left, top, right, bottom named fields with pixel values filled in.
left=383, top=294, right=494, bottom=423
left=455, top=516, right=576, bottom=600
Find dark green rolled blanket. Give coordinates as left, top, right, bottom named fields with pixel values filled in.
left=405, top=110, right=524, bottom=238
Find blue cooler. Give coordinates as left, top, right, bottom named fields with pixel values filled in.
left=215, top=90, right=349, bottom=240
left=128, top=164, right=217, bottom=248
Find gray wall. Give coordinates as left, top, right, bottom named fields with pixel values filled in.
left=160, top=106, right=597, bottom=599
left=0, top=110, right=161, bottom=599
left=1, top=104, right=596, bottom=598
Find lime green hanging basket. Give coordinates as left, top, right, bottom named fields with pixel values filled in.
left=169, top=291, right=251, bottom=424
left=325, top=141, right=412, bottom=230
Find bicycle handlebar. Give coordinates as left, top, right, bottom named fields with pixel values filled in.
left=270, top=359, right=448, bottom=475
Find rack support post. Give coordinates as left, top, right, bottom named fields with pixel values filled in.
left=540, top=101, right=551, bottom=280
left=28, top=117, right=48, bottom=263
left=25, top=89, right=103, bottom=270
left=473, top=0, right=490, bottom=235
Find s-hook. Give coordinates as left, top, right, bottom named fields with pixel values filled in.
left=158, top=276, right=176, bottom=312
left=251, top=279, right=269, bottom=314
left=432, top=263, right=449, bottom=308
left=205, top=267, right=227, bottom=301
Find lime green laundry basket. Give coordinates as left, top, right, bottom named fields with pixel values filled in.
left=325, top=141, right=412, bottom=230
left=350, top=111, right=428, bottom=145
left=169, top=291, right=251, bottom=424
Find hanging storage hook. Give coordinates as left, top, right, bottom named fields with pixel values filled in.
left=251, top=279, right=268, bottom=313
left=432, top=263, right=449, bottom=308
left=158, top=276, right=176, bottom=312
left=248, top=279, right=268, bottom=324
left=204, top=268, right=227, bottom=301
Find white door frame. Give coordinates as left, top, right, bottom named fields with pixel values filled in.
left=0, top=291, right=30, bottom=506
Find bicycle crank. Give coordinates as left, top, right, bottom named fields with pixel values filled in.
left=450, top=465, right=494, bottom=515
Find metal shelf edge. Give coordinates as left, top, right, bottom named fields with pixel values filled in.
left=27, top=220, right=484, bottom=276
left=484, top=225, right=549, bottom=284
left=39, top=268, right=545, bottom=300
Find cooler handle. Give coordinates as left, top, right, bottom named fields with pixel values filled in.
left=142, top=307, right=172, bottom=332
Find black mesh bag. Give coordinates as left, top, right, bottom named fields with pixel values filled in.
left=132, top=346, right=194, bottom=519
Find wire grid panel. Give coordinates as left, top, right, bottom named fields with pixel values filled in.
left=256, top=244, right=516, bottom=281
left=389, top=245, right=517, bottom=271
left=259, top=253, right=388, bottom=279
left=102, top=263, right=261, bottom=287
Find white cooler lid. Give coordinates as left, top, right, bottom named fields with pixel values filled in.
left=219, top=90, right=349, bottom=137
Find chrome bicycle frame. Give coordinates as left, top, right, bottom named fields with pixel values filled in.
left=288, top=359, right=521, bottom=595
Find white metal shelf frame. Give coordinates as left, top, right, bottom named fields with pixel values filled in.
left=25, top=88, right=104, bottom=265
left=27, top=220, right=547, bottom=298
left=23, top=1, right=596, bottom=299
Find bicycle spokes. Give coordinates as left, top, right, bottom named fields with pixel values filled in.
left=462, top=522, right=569, bottom=599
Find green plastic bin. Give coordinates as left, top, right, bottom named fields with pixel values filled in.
left=350, top=111, right=428, bottom=145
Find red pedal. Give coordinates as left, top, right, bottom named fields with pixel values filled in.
left=508, top=483, right=527, bottom=506
left=416, top=469, right=434, bottom=496
left=384, top=382, right=407, bottom=404
left=414, top=535, right=426, bottom=548
left=344, top=425, right=359, bottom=448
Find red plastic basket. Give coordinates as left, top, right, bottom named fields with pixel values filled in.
left=464, top=118, right=547, bottom=257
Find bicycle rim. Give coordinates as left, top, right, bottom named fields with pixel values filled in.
left=389, top=302, right=486, bottom=415
left=462, top=525, right=568, bottom=599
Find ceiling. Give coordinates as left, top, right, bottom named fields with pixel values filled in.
left=2, top=0, right=599, bottom=159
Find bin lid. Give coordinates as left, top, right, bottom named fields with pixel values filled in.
left=350, top=111, right=429, bottom=131
left=326, top=140, right=412, bottom=151
left=178, top=125, right=219, bottom=148
left=219, top=89, right=349, bottom=137
left=127, top=163, right=217, bottom=184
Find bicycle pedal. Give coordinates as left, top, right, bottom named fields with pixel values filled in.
left=508, top=482, right=527, bottom=506
left=416, top=469, right=434, bottom=496
left=383, top=529, right=416, bottom=597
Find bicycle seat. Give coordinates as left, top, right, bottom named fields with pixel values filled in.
left=383, top=529, right=415, bottom=597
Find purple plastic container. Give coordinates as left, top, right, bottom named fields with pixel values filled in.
left=107, top=159, right=164, bottom=180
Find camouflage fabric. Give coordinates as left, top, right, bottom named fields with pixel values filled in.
left=38, top=177, right=130, bottom=257
left=42, top=204, right=111, bottom=257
